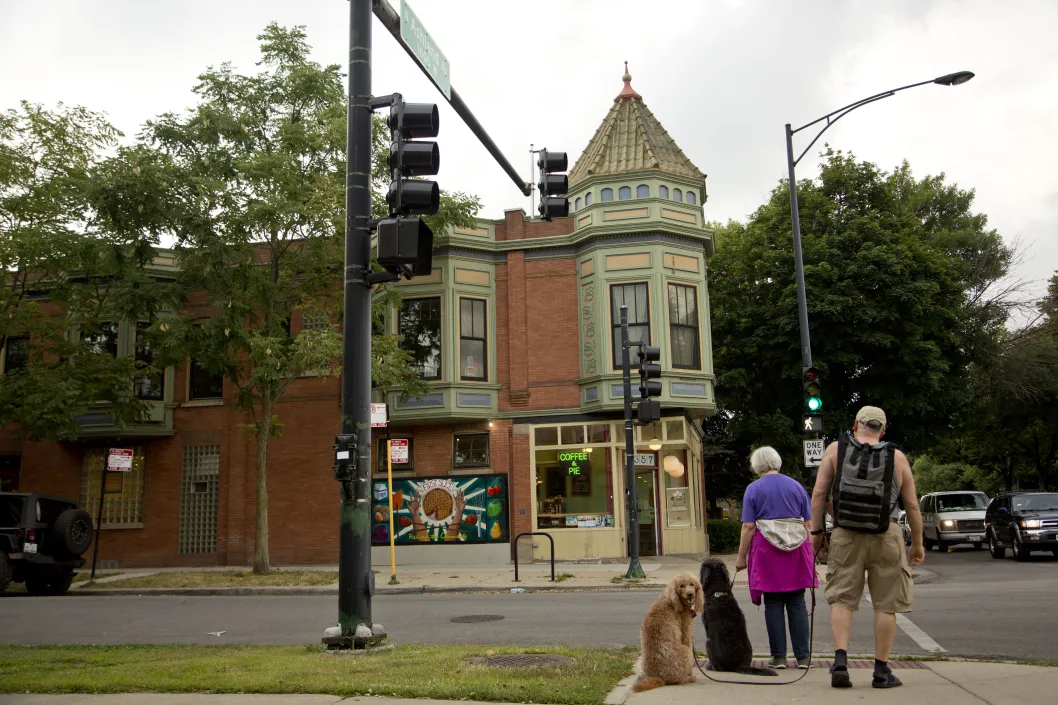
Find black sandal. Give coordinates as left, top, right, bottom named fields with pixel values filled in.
left=830, top=665, right=852, bottom=688
left=872, top=670, right=903, bottom=688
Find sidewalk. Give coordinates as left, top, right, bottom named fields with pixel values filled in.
left=0, top=660, right=1055, bottom=704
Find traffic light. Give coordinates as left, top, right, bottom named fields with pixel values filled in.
left=537, top=149, right=569, bottom=221
left=375, top=217, right=433, bottom=278
left=803, top=366, right=822, bottom=414
left=637, top=344, right=662, bottom=424
left=386, top=100, right=440, bottom=216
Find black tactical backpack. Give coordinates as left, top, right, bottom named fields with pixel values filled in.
left=832, top=434, right=899, bottom=534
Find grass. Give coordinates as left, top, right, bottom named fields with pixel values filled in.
left=0, top=644, right=637, bottom=704
left=78, top=570, right=339, bottom=590
left=554, top=572, right=575, bottom=583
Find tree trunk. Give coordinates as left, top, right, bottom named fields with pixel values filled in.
left=252, top=395, right=274, bottom=575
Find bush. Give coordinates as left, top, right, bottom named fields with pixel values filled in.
left=707, top=519, right=742, bottom=554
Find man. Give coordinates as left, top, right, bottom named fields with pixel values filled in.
left=810, top=406, right=924, bottom=689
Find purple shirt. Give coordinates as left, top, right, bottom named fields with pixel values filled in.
left=741, top=473, right=811, bottom=523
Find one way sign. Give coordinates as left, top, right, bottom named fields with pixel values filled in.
left=804, top=439, right=825, bottom=467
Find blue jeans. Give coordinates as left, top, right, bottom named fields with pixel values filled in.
left=763, top=590, right=810, bottom=659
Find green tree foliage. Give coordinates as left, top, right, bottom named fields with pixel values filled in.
left=912, top=456, right=1001, bottom=497
left=146, top=25, right=478, bottom=573
left=708, top=149, right=1013, bottom=486
left=0, top=102, right=172, bottom=439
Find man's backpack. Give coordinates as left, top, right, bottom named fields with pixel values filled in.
left=832, top=434, right=899, bottom=534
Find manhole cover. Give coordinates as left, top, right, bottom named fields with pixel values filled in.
left=467, top=654, right=575, bottom=668
left=450, top=614, right=505, bottom=624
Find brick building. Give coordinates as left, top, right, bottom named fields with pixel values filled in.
left=0, top=67, right=717, bottom=568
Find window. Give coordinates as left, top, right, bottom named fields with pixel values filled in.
left=668, top=284, right=701, bottom=369
left=82, top=322, right=118, bottom=356
left=454, top=434, right=490, bottom=468
left=600, top=188, right=614, bottom=202
left=575, top=197, right=582, bottom=210
left=179, top=446, right=219, bottom=554
left=2, top=336, right=28, bottom=374
left=459, top=298, right=487, bottom=381
left=636, top=184, right=650, bottom=198
left=618, top=186, right=631, bottom=200
left=610, top=283, right=651, bottom=368
left=134, top=322, right=164, bottom=400
left=673, top=188, right=683, bottom=203
left=81, top=447, right=145, bottom=526
left=686, top=191, right=696, bottom=205
left=399, top=297, right=442, bottom=380
left=189, top=359, right=223, bottom=400
left=535, top=442, right=614, bottom=530
left=302, top=312, right=331, bottom=331
left=585, top=192, right=593, bottom=206
left=659, top=185, right=669, bottom=199
left=377, top=437, right=414, bottom=472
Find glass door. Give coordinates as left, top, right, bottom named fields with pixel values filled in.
left=635, top=469, right=658, bottom=557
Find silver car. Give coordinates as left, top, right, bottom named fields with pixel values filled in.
left=921, top=491, right=989, bottom=551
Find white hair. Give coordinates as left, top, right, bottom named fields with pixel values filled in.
left=750, top=446, right=783, bottom=475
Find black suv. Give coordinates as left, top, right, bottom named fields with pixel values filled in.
left=0, top=492, right=94, bottom=595
left=985, top=491, right=1058, bottom=562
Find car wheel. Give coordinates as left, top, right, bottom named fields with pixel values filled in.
left=937, top=537, right=949, bottom=553
left=1052, top=549, right=1058, bottom=558
left=988, top=530, right=1006, bottom=559
left=1014, top=534, right=1031, bottom=562
left=924, top=535, right=934, bottom=550
left=0, top=553, right=11, bottom=593
left=24, top=571, right=74, bottom=596
left=53, top=508, right=94, bottom=557
left=973, top=542, right=983, bottom=550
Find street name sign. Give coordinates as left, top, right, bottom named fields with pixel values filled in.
left=803, top=439, right=825, bottom=467
left=400, top=0, right=451, bottom=99
left=390, top=438, right=409, bottom=464
left=107, top=448, right=134, bottom=472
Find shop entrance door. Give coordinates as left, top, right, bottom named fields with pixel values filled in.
left=635, top=469, right=659, bottom=557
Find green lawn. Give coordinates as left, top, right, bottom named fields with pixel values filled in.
left=0, top=644, right=637, bottom=705
left=78, top=570, right=340, bottom=589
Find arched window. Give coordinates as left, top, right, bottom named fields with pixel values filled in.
left=673, top=188, right=683, bottom=203
left=585, top=192, right=593, bottom=205
left=618, top=186, right=631, bottom=200
left=686, top=191, right=696, bottom=205
left=601, top=188, right=614, bottom=202
left=659, top=185, right=669, bottom=199
left=637, top=184, right=649, bottom=198
left=575, top=197, right=582, bottom=211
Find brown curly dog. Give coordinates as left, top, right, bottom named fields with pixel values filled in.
left=633, top=572, right=704, bottom=692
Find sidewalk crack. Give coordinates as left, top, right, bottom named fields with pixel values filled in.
left=928, top=665, right=993, bottom=705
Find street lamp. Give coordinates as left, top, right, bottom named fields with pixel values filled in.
left=784, top=71, right=974, bottom=369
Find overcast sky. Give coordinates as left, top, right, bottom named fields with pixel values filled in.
left=2, top=0, right=1054, bottom=301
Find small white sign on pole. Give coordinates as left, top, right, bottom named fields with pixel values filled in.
left=390, top=438, right=409, bottom=464
left=107, top=448, right=134, bottom=472
left=370, top=403, right=388, bottom=428
left=803, top=439, right=825, bottom=467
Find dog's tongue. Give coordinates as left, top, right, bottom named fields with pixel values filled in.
left=691, top=610, right=697, bottom=618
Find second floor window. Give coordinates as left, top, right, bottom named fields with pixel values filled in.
left=189, top=360, right=223, bottom=400
left=459, top=298, right=487, bottom=381
left=668, top=284, right=701, bottom=369
left=82, top=322, right=119, bottom=357
left=611, top=283, right=650, bottom=368
left=2, top=336, right=29, bottom=374
left=400, top=297, right=442, bottom=381
left=134, top=323, right=164, bottom=400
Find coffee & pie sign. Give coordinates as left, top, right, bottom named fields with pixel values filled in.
left=558, top=451, right=588, bottom=476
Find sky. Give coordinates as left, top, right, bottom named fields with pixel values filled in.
left=1, top=0, right=1055, bottom=302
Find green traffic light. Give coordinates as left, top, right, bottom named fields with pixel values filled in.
left=807, top=397, right=822, bottom=412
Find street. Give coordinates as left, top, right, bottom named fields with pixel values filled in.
left=2, top=548, right=1056, bottom=660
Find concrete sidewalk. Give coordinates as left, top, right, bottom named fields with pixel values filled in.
left=0, top=660, right=1055, bottom=704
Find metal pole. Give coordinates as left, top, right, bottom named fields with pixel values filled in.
left=621, top=306, right=645, bottom=580
left=529, top=144, right=535, bottom=216
left=90, top=447, right=109, bottom=581
left=338, top=0, right=375, bottom=637
left=786, top=123, right=813, bottom=369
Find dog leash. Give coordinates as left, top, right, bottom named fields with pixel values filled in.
left=692, top=556, right=819, bottom=686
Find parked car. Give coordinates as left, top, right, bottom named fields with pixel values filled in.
left=920, top=491, right=989, bottom=551
left=985, top=491, right=1058, bottom=562
left=898, top=510, right=912, bottom=546
left=0, top=492, right=93, bottom=595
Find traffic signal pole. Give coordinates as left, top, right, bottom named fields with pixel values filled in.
left=338, top=0, right=375, bottom=639
left=619, top=306, right=645, bottom=580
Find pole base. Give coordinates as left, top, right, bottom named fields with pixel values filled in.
left=625, top=557, right=646, bottom=581
left=388, top=574, right=400, bottom=585
left=322, top=633, right=388, bottom=651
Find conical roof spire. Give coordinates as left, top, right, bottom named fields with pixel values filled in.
left=615, top=61, right=641, bottom=102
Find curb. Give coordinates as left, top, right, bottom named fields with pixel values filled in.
left=68, top=582, right=667, bottom=597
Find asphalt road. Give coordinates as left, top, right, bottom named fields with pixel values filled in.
left=1, top=547, right=1055, bottom=661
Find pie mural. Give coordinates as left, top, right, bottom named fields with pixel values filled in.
left=370, top=474, right=509, bottom=545
left=422, top=487, right=455, bottom=522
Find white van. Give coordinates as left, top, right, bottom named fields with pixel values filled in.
left=920, top=491, right=988, bottom=551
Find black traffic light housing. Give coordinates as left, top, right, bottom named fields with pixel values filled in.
left=333, top=434, right=358, bottom=482
left=386, top=99, right=440, bottom=216
left=537, top=148, right=569, bottom=221
left=803, top=366, right=822, bottom=415
left=637, top=344, right=662, bottom=424
left=375, top=217, right=433, bottom=278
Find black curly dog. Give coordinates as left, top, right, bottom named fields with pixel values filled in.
left=699, top=558, right=777, bottom=676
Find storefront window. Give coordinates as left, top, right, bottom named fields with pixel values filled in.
left=535, top=446, right=613, bottom=530
left=561, top=425, right=585, bottom=445
left=534, top=426, right=559, bottom=446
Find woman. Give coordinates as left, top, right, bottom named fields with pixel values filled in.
left=735, top=446, right=817, bottom=669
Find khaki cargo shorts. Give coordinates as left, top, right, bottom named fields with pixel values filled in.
left=825, top=522, right=913, bottom=614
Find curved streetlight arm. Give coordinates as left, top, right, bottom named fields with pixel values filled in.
left=790, top=79, right=934, bottom=167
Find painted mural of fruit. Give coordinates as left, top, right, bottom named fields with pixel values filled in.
left=399, top=516, right=411, bottom=527
left=489, top=521, right=502, bottom=539
left=465, top=514, right=478, bottom=526
left=487, top=499, right=502, bottom=518
left=392, top=491, right=403, bottom=507
left=372, top=524, right=389, bottom=542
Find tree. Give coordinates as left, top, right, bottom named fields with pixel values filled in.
left=0, top=102, right=171, bottom=440
left=708, top=150, right=1013, bottom=472
left=912, top=456, right=1000, bottom=497
left=147, top=25, right=478, bottom=574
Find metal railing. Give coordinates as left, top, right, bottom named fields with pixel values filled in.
left=513, top=532, right=555, bottom=583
